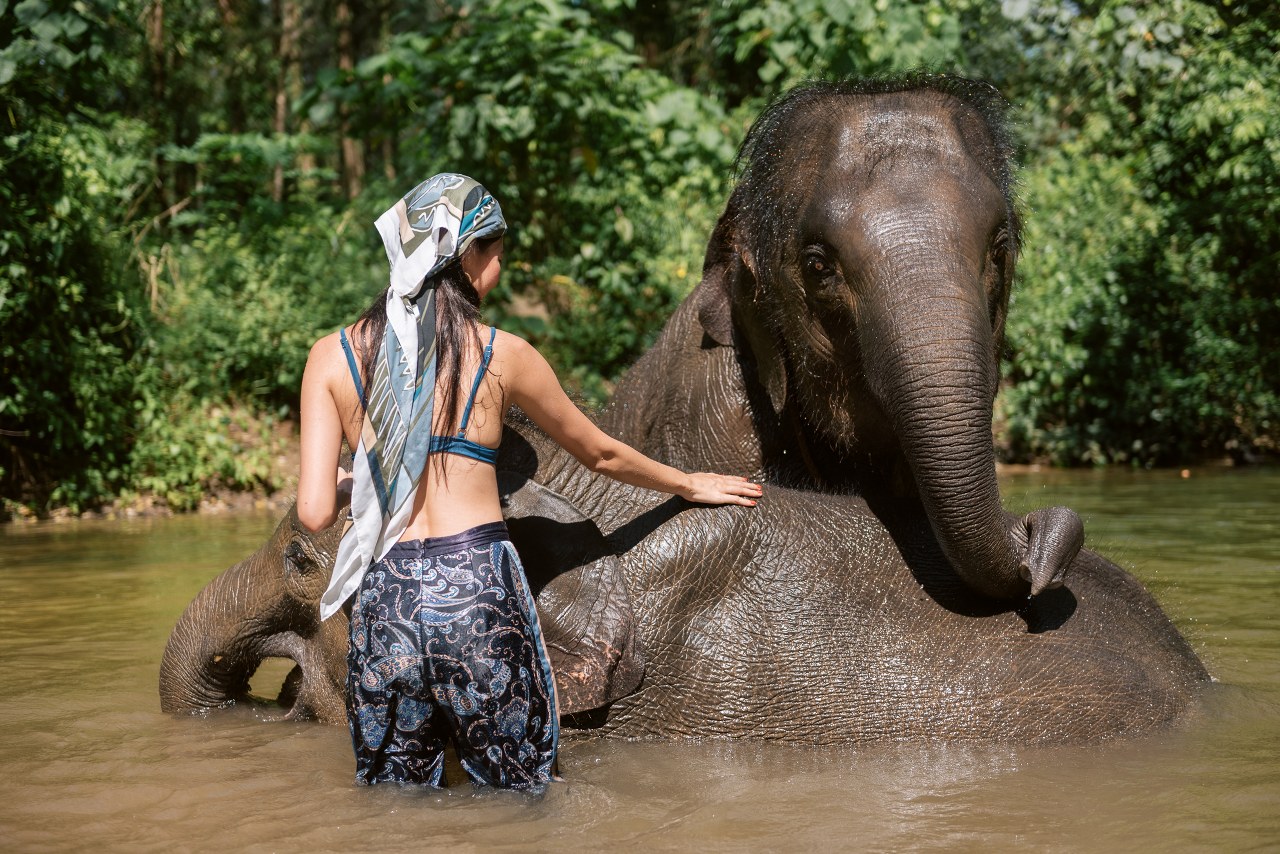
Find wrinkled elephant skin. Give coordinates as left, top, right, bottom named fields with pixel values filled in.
left=159, top=508, right=349, bottom=723
left=160, top=77, right=1210, bottom=743
left=161, top=420, right=1209, bottom=744
left=160, top=473, right=645, bottom=724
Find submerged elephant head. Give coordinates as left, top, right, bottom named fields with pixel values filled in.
left=159, top=472, right=643, bottom=721
left=159, top=507, right=350, bottom=722
left=692, top=76, right=1080, bottom=598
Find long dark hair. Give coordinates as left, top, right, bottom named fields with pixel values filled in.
left=352, top=236, right=499, bottom=475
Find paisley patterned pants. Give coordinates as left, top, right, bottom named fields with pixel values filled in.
left=345, top=521, right=559, bottom=789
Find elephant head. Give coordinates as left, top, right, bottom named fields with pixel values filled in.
left=693, top=76, right=1081, bottom=599
left=159, top=466, right=644, bottom=721
left=159, top=506, right=350, bottom=721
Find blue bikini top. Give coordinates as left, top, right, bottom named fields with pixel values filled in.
left=339, top=325, right=500, bottom=466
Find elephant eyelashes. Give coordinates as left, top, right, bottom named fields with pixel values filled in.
left=803, top=248, right=840, bottom=287
left=284, top=540, right=313, bottom=575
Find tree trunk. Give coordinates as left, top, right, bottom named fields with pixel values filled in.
left=146, top=0, right=168, bottom=209
left=273, top=0, right=301, bottom=202
left=336, top=0, right=365, bottom=199
left=146, top=0, right=165, bottom=104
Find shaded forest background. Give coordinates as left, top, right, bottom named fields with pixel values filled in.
left=2, top=0, right=1277, bottom=515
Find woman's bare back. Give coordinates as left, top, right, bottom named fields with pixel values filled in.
left=330, top=320, right=510, bottom=540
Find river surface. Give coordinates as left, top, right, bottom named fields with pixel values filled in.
left=1, top=468, right=1277, bottom=852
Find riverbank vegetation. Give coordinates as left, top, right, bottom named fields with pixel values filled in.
left=3, top=0, right=1276, bottom=516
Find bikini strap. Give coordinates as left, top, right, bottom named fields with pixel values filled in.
left=456, top=326, right=497, bottom=437
left=338, top=328, right=368, bottom=412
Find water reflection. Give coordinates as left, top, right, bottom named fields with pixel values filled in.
left=1, top=470, right=1277, bottom=850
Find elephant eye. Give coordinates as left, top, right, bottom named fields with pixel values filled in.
left=284, top=540, right=312, bottom=574
left=803, top=249, right=839, bottom=286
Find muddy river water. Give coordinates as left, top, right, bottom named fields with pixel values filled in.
left=1, top=468, right=1277, bottom=851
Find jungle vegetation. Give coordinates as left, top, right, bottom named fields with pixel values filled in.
left=2, top=0, right=1277, bottom=515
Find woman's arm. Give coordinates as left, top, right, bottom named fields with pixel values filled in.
left=297, top=336, right=352, bottom=532
left=505, top=336, right=761, bottom=506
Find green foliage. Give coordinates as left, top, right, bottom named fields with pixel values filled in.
left=0, top=0, right=377, bottom=512
left=0, top=112, right=148, bottom=510
left=4, top=0, right=1278, bottom=514
left=0, top=0, right=123, bottom=102
left=598, top=0, right=977, bottom=106
left=719, top=0, right=969, bottom=88
left=309, top=0, right=740, bottom=399
left=1002, top=147, right=1164, bottom=464
left=125, top=389, right=289, bottom=512
left=142, top=204, right=381, bottom=408
left=999, top=1, right=1280, bottom=464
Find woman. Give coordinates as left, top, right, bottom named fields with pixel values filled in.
left=297, top=173, right=761, bottom=791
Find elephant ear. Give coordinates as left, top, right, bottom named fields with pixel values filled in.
left=694, top=202, right=788, bottom=418
left=985, top=210, right=1019, bottom=364
left=497, top=472, right=644, bottom=714
left=983, top=212, right=1013, bottom=368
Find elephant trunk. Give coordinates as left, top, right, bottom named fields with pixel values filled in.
left=159, top=557, right=264, bottom=713
left=900, top=405, right=1025, bottom=599
left=872, top=277, right=1028, bottom=600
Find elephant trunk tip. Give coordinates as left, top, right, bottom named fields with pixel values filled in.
left=1015, top=506, right=1085, bottom=597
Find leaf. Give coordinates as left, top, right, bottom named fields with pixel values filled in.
left=14, top=0, right=47, bottom=26
left=307, top=100, right=335, bottom=127
left=62, top=12, right=87, bottom=39
left=29, top=15, right=62, bottom=44
left=614, top=213, right=633, bottom=244
left=1001, top=0, right=1031, bottom=21
left=758, top=58, right=784, bottom=83
left=770, top=39, right=798, bottom=64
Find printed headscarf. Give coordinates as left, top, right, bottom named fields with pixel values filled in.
left=321, top=173, right=506, bottom=620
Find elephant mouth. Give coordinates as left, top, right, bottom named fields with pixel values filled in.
left=246, top=657, right=305, bottom=714
left=201, top=632, right=321, bottom=721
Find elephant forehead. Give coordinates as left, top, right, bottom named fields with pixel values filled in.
left=850, top=110, right=964, bottom=163
left=825, top=106, right=1002, bottom=198
left=803, top=114, right=1003, bottom=251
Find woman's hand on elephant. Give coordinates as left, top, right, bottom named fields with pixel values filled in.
left=681, top=473, right=762, bottom=507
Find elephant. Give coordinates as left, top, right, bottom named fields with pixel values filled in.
left=160, top=415, right=1209, bottom=743
left=601, top=75, right=1083, bottom=600
left=160, top=74, right=1210, bottom=742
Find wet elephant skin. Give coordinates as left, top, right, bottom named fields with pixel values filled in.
left=161, top=419, right=1209, bottom=744
left=159, top=75, right=1209, bottom=742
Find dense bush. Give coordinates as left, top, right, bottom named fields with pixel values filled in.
left=999, top=1, right=1279, bottom=465
left=2, top=0, right=1276, bottom=515
left=0, top=113, right=147, bottom=510
left=123, top=203, right=383, bottom=510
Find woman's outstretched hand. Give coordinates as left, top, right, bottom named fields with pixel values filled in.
left=680, top=473, right=763, bottom=507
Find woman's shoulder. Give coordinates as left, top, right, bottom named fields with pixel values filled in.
left=490, top=326, right=527, bottom=347
left=303, top=326, right=355, bottom=382
left=308, top=328, right=345, bottom=360
left=489, top=327, right=543, bottom=365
